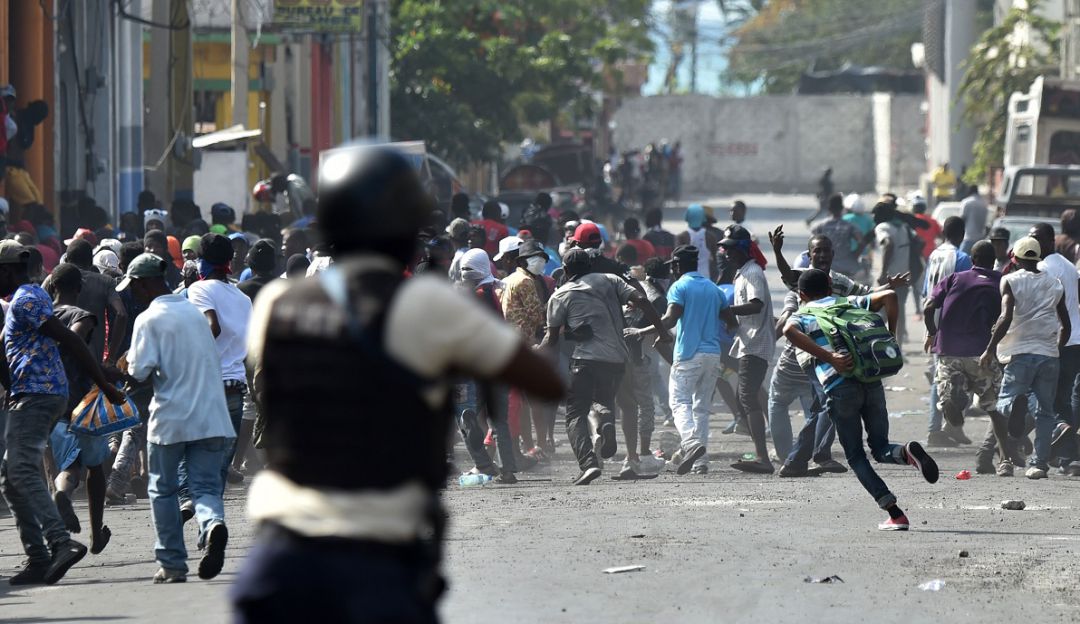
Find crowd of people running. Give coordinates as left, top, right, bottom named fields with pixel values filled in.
left=3, top=160, right=1080, bottom=598
left=424, top=187, right=1080, bottom=533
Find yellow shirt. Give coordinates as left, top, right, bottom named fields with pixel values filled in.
left=932, top=167, right=956, bottom=198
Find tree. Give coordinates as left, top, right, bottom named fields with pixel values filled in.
left=959, top=1, right=1059, bottom=183
left=390, top=1, right=653, bottom=166
left=724, top=0, right=922, bottom=94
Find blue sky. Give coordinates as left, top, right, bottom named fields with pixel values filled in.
left=643, top=0, right=733, bottom=95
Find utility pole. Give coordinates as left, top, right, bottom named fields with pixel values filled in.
left=689, top=3, right=698, bottom=93
left=169, top=0, right=194, bottom=201
left=1065, top=0, right=1080, bottom=80
left=231, top=0, right=249, bottom=127
left=145, top=0, right=170, bottom=201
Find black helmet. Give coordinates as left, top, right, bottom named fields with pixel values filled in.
left=317, top=146, right=434, bottom=258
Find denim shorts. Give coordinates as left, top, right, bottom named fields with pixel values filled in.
left=50, top=421, right=111, bottom=469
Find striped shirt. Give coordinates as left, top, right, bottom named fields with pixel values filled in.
left=791, top=294, right=872, bottom=392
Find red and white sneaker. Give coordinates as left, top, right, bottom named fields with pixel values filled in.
left=878, top=515, right=910, bottom=531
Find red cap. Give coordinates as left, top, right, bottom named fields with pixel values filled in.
left=572, top=222, right=602, bottom=246
left=65, top=227, right=98, bottom=248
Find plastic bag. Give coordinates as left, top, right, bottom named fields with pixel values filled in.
left=68, top=385, right=139, bottom=437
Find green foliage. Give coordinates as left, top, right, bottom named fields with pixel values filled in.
left=724, top=0, right=922, bottom=94
left=959, top=1, right=1059, bottom=183
left=390, top=1, right=652, bottom=166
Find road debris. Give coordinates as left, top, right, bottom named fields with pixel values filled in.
left=803, top=575, right=844, bottom=584
left=918, top=579, right=946, bottom=591
left=1001, top=500, right=1026, bottom=510
left=603, top=565, right=645, bottom=574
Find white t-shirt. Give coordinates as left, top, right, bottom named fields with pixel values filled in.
left=874, top=220, right=911, bottom=276
left=731, top=260, right=775, bottom=361
left=960, top=195, right=989, bottom=243
left=127, top=295, right=236, bottom=445
left=187, top=279, right=253, bottom=382
left=997, top=270, right=1064, bottom=362
left=1038, top=253, right=1080, bottom=346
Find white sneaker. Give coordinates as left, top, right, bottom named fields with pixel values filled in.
left=1025, top=466, right=1048, bottom=480
left=637, top=455, right=665, bottom=476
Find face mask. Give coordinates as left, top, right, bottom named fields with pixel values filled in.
left=526, top=256, right=546, bottom=275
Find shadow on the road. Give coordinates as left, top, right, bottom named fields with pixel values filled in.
left=917, top=529, right=1073, bottom=537
left=7, top=613, right=131, bottom=617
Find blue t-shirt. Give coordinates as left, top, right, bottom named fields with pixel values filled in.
left=5, top=284, right=68, bottom=397
left=792, top=294, right=872, bottom=392
left=668, top=272, right=727, bottom=361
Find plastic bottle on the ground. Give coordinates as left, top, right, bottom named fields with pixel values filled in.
left=458, top=473, right=493, bottom=487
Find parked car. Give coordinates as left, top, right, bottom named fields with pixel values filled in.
left=991, top=215, right=1055, bottom=248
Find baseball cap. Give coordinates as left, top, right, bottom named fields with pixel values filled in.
left=182, top=235, right=202, bottom=254
left=65, top=227, right=99, bottom=247
left=667, top=244, right=699, bottom=265
left=493, top=236, right=523, bottom=261
left=228, top=231, right=248, bottom=242
left=0, top=240, right=30, bottom=264
left=1013, top=236, right=1042, bottom=260
left=445, top=217, right=470, bottom=239
left=517, top=240, right=549, bottom=261
left=115, top=253, right=168, bottom=291
left=572, top=222, right=602, bottom=246
left=562, top=247, right=592, bottom=275
left=719, top=224, right=752, bottom=247
left=211, top=202, right=235, bottom=223
left=989, top=227, right=1010, bottom=241
left=209, top=224, right=229, bottom=236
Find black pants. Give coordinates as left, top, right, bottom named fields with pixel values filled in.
left=232, top=524, right=441, bottom=624
left=737, top=355, right=770, bottom=458
left=1055, top=345, right=1080, bottom=464
left=565, top=359, right=625, bottom=471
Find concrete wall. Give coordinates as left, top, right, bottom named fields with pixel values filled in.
left=612, top=93, right=924, bottom=194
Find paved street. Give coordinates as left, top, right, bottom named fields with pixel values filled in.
left=3, top=197, right=1080, bottom=623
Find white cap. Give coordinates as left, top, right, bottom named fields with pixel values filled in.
left=499, top=202, right=510, bottom=221
left=493, top=236, right=523, bottom=262
left=843, top=193, right=864, bottom=214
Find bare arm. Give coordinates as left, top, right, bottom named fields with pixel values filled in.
left=491, top=343, right=565, bottom=402
left=105, top=293, right=128, bottom=364
left=538, top=325, right=561, bottom=351
left=1057, top=296, right=1072, bottom=351
left=981, top=283, right=1014, bottom=368
left=729, top=298, right=764, bottom=316
left=782, top=321, right=853, bottom=374
left=203, top=309, right=222, bottom=338
left=878, top=238, right=893, bottom=285
left=626, top=302, right=683, bottom=339
left=40, top=316, right=125, bottom=404
left=866, top=290, right=899, bottom=335
left=767, top=226, right=796, bottom=288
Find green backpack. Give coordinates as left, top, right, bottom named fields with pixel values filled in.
left=797, top=300, right=903, bottom=383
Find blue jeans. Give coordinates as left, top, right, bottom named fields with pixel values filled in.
left=149, top=437, right=229, bottom=572
left=767, top=366, right=816, bottom=461
left=453, top=381, right=516, bottom=473
left=0, top=394, right=70, bottom=563
left=784, top=373, right=835, bottom=467
left=996, top=354, right=1059, bottom=470
left=179, top=388, right=244, bottom=504
left=819, top=378, right=904, bottom=509
left=1053, top=345, right=1080, bottom=467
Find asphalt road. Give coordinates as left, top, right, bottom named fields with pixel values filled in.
left=3, top=196, right=1079, bottom=623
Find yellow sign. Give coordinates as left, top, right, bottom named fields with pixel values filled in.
left=274, top=0, right=364, bottom=33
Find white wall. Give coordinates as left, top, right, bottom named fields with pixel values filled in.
left=613, top=93, right=924, bottom=194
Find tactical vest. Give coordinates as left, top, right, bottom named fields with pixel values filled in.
left=259, top=267, right=450, bottom=492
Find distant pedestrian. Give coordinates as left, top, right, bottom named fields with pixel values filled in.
left=959, top=186, right=988, bottom=253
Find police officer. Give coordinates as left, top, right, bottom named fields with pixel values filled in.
left=231, top=147, right=564, bottom=623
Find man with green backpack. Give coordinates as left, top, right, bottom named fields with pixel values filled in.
left=783, top=269, right=939, bottom=531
